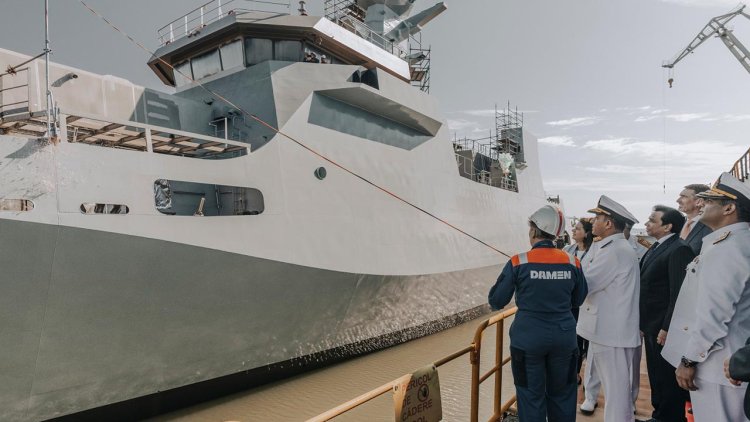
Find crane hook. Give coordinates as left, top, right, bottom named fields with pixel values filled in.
left=667, top=77, right=674, bottom=88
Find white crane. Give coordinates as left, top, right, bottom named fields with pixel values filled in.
left=663, top=4, right=750, bottom=86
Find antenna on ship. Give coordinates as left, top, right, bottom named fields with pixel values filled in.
left=298, top=1, right=307, bottom=16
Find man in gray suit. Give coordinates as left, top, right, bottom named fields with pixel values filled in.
left=676, top=184, right=713, bottom=255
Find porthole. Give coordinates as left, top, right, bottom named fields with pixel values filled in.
left=80, top=203, right=129, bottom=214
left=314, top=167, right=327, bottom=180
left=0, top=199, right=34, bottom=211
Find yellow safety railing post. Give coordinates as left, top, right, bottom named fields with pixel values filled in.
left=305, top=307, right=518, bottom=422
left=494, top=319, right=503, bottom=416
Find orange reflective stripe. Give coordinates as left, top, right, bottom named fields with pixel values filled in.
left=511, top=255, right=521, bottom=266
left=525, top=248, right=573, bottom=265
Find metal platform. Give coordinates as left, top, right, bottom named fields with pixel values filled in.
left=0, top=111, right=250, bottom=159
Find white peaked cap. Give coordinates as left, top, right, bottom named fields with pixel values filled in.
left=588, top=195, right=639, bottom=225
left=697, top=172, right=750, bottom=208
left=529, top=205, right=565, bottom=237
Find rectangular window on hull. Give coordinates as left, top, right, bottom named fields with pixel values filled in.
left=154, top=179, right=264, bottom=216
left=80, top=203, right=129, bottom=214
left=245, top=38, right=273, bottom=66
left=0, top=199, right=34, bottom=211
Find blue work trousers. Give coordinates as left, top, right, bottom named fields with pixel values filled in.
left=509, top=314, right=578, bottom=422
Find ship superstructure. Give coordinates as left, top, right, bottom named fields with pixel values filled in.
left=0, top=1, right=548, bottom=419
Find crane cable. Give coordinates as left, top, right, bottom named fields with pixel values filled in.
left=662, top=67, right=669, bottom=194
left=76, top=0, right=514, bottom=258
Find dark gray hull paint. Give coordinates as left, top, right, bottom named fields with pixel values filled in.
left=0, top=218, right=499, bottom=421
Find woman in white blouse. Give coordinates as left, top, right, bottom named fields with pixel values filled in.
left=564, top=217, right=594, bottom=383
left=564, top=218, right=594, bottom=262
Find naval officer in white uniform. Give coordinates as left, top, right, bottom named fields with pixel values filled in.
left=578, top=195, right=641, bottom=422
left=662, top=172, right=750, bottom=422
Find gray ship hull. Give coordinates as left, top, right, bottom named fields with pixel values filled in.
left=0, top=10, right=548, bottom=416
left=1, top=218, right=498, bottom=421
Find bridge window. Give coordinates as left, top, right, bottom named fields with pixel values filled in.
left=154, top=179, right=264, bottom=216
left=245, top=38, right=273, bottom=66
left=174, top=61, right=193, bottom=86
left=191, top=48, right=222, bottom=79
left=0, top=199, right=34, bottom=211
left=220, top=39, right=244, bottom=70
left=275, top=40, right=302, bottom=62
left=80, top=203, right=130, bottom=214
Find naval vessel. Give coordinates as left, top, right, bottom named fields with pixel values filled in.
left=0, top=1, right=551, bottom=419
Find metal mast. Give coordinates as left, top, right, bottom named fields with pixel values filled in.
left=44, top=0, right=52, bottom=140
left=663, top=5, right=750, bottom=75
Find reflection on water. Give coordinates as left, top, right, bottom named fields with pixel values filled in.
left=149, top=311, right=516, bottom=422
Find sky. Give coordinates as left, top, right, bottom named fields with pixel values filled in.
left=0, top=0, right=749, bottom=226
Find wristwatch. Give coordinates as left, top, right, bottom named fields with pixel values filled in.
left=681, top=356, right=698, bottom=368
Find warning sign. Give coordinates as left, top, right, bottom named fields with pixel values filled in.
left=393, top=364, right=442, bottom=422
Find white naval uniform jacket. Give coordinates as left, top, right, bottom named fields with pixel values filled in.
left=577, top=233, right=641, bottom=347
left=662, top=222, right=750, bottom=385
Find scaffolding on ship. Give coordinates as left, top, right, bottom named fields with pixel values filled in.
left=452, top=103, right=525, bottom=192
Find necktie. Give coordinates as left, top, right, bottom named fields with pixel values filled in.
left=680, top=219, right=694, bottom=240
left=641, top=241, right=660, bottom=268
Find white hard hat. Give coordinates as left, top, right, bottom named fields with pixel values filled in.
left=529, top=205, right=564, bottom=237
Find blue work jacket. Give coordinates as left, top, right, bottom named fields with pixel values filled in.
left=488, top=240, right=587, bottom=315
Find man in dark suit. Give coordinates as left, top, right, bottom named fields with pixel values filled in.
left=677, top=184, right=713, bottom=255
left=725, top=339, right=750, bottom=420
left=639, top=205, right=696, bottom=422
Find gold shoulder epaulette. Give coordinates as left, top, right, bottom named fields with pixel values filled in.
left=637, top=237, right=652, bottom=249
left=713, top=231, right=731, bottom=244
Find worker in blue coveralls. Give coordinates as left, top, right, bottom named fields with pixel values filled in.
left=489, top=205, right=588, bottom=422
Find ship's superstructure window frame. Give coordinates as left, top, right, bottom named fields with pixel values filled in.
left=219, top=39, right=245, bottom=71
left=172, top=36, right=345, bottom=86
left=191, top=48, right=222, bottom=80
left=0, top=199, right=34, bottom=212
left=80, top=203, right=130, bottom=215
left=174, top=61, right=193, bottom=87
left=245, top=38, right=274, bottom=66
left=274, top=40, right=303, bottom=62
left=174, top=39, right=246, bottom=87
left=154, top=179, right=264, bottom=217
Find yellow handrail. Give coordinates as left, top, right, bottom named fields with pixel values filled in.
left=306, top=306, right=518, bottom=422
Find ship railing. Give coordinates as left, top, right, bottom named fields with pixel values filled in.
left=0, top=67, right=31, bottom=119
left=157, top=0, right=291, bottom=46
left=323, top=0, right=408, bottom=58
left=454, top=138, right=519, bottom=192
left=731, top=146, right=750, bottom=183
left=0, top=109, right=250, bottom=159
left=306, top=307, right=518, bottom=422
left=454, top=136, right=497, bottom=161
